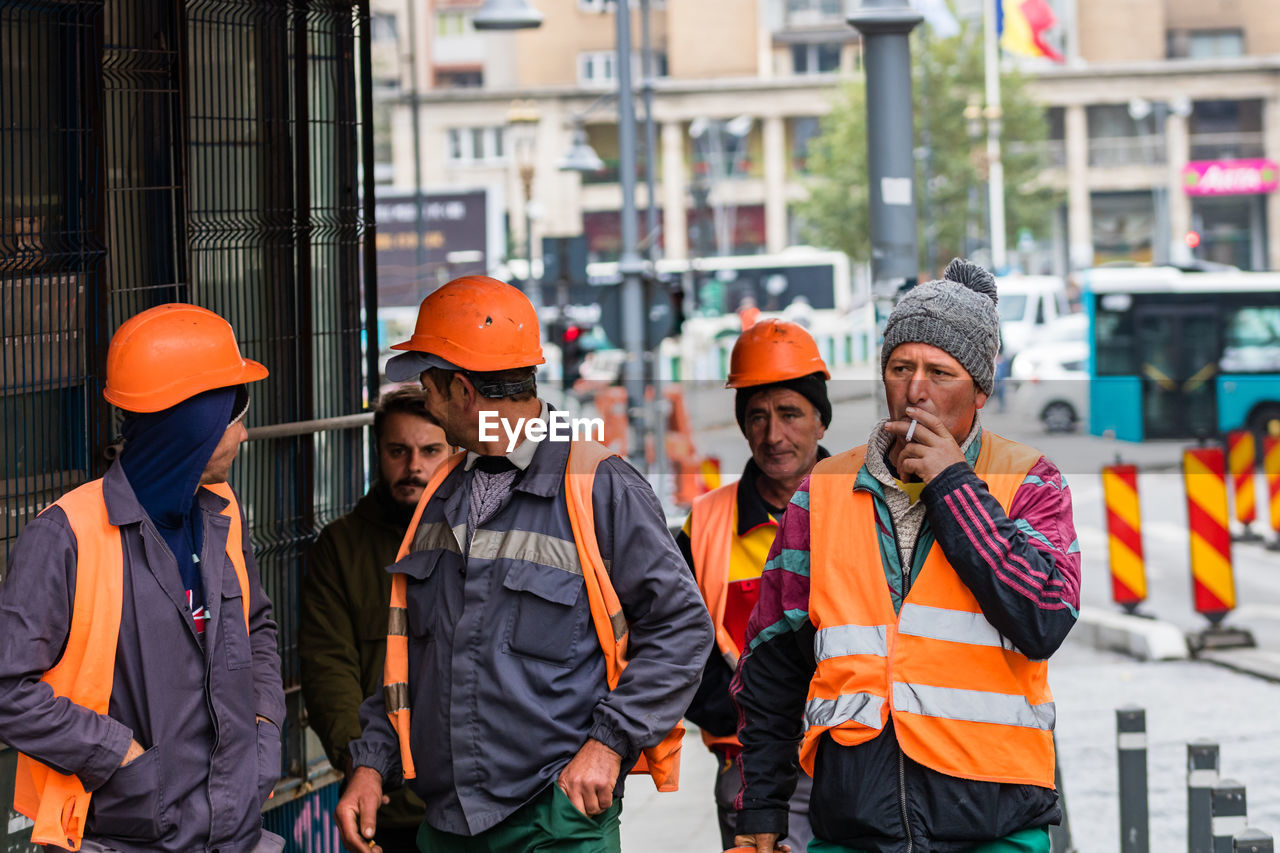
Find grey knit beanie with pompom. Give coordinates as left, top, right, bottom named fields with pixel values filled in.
left=879, top=257, right=1001, bottom=394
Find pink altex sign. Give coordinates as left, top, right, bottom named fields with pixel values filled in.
left=1182, top=159, right=1280, bottom=196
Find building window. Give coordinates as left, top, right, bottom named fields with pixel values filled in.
left=791, top=42, right=842, bottom=75
left=578, top=50, right=615, bottom=85
left=576, top=50, right=663, bottom=86
left=1190, top=99, right=1264, bottom=160
left=791, top=116, right=822, bottom=173
left=436, top=10, right=470, bottom=37
left=577, top=0, right=663, bottom=10
left=785, top=0, right=844, bottom=24
left=446, top=127, right=505, bottom=163
left=1167, top=28, right=1244, bottom=59
left=371, top=12, right=398, bottom=42
left=435, top=69, right=483, bottom=88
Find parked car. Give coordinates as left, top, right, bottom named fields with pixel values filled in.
left=996, top=274, right=1073, bottom=358
left=1010, top=313, right=1089, bottom=432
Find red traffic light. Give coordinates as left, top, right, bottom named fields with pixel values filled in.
left=1184, top=230, right=1201, bottom=249
left=563, top=325, right=582, bottom=343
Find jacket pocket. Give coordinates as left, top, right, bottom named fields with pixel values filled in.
left=398, top=550, right=444, bottom=639
left=502, top=563, right=584, bottom=666
left=256, top=719, right=283, bottom=806
left=221, top=567, right=251, bottom=670
left=88, top=745, right=168, bottom=842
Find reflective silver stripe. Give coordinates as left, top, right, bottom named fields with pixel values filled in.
left=898, top=603, right=1029, bottom=657
left=813, top=624, right=888, bottom=661
left=413, top=521, right=462, bottom=554
left=1117, top=732, right=1147, bottom=750
left=383, top=682, right=410, bottom=712
left=804, top=693, right=886, bottom=732
left=1212, top=816, right=1247, bottom=837
left=892, top=682, right=1055, bottom=730
left=609, top=609, right=628, bottom=642
left=388, top=607, right=408, bottom=637
left=1188, top=769, right=1218, bottom=788
left=470, top=528, right=582, bottom=575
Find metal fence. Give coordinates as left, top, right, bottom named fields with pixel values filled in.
left=0, top=0, right=375, bottom=846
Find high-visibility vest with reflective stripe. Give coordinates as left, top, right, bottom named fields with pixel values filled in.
left=13, top=479, right=250, bottom=851
left=689, top=481, right=742, bottom=750
left=384, top=442, right=685, bottom=791
left=802, top=432, right=1055, bottom=789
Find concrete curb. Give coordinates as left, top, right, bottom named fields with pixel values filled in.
left=1073, top=607, right=1190, bottom=661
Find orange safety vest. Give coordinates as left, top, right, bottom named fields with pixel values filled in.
left=801, top=432, right=1056, bottom=789
left=13, top=479, right=250, bottom=851
left=688, top=482, right=744, bottom=751
left=384, top=442, right=685, bottom=791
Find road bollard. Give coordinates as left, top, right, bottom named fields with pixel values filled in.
left=1234, top=829, right=1273, bottom=853
left=1189, top=740, right=1220, bottom=853
left=1103, top=462, right=1147, bottom=614
left=1117, top=707, right=1149, bottom=853
left=1227, top=431, right=1262, bottom=542
left=1264, top=436, right=1280, bottom=552
left=1212, top=779, right=1248, bottom=853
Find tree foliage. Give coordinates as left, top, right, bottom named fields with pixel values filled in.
left=797, top=21, right=1061, bottom=275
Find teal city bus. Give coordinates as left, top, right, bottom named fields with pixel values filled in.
left=1083, top=266, right=1280, bottom=442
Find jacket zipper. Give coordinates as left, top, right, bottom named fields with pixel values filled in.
left=875, top=484, right=916, bottom=852
left=898, top=749, right=914, bottom=853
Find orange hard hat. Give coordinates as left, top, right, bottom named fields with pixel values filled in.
left=103, top=303, right=268, bottom=413
left=386, top=275, right=545, bottom=380
left=725, top=318, right=829, bottom=389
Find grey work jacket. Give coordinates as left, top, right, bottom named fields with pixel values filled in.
left=0, top=463, right=286, bottom=853
left=349, top=435, right=713, bottom=836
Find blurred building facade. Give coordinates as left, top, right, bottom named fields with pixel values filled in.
left=1031, top=0, right=1280, bottom=271
left=371, top=0, right=1280, bottom=286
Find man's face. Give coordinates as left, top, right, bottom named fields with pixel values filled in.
left=743, top=387, right=826, bottom=485
left=199, top=420, right=248, bottom=486
left=883, top=342, right=989, bottom=443
left=418, top=370, right=471, bottom=449
left=378, top=411, right=449, bottom=508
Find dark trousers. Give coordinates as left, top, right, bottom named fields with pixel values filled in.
left=714, top=748, right=814, bottom=853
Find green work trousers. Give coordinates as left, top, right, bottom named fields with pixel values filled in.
left=414, top=784, right=622, bottom=853
left=807, top=825, right=1050, bottom=853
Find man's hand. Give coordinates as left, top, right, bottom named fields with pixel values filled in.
left=886, top=406, right=965, bottom=484
left=556, top=738, right=623, bottom=817
left=335, top=766, right=389, bottom=853
left=732, top=833, right=791, bottom=853
left=120, top=739, right=145, bottom=767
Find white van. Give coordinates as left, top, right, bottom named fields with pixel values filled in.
left=994, top=275, right=1073, bottom=357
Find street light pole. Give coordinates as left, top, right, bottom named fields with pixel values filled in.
left=639, top=0, right=666, bottom=490
left=982, top=0, right=1008, bottom=271
left=614, top=0, right=647, bottom=471
left=847, top=0, right=923, bottom=303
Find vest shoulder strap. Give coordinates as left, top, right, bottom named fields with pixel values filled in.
left=688, top=482, right=738, bottom=661
left=203, top=481, right=251, bottom=633
left=974, top=432, right=1045, bottom=508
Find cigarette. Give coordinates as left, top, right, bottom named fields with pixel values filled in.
left=905, top=419, right=919, bottom=443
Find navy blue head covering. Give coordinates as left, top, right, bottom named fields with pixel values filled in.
left=118, top=385, right=241, bottom=617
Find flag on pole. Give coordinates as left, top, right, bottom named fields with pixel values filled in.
left=996, top=0, right=1065, bottom=62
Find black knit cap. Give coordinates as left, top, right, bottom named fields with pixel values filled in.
left=734, top=371, right=832, bottom=434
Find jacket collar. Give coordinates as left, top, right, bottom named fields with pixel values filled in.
left=103, top=461, right=232, bottom=527
left=736, top=445, right=831, bottom=535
